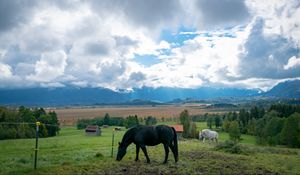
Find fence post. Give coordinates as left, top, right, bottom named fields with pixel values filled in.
left=111, top=129, right=115, bottom=158
left=34, top=121, right=40, bottom=170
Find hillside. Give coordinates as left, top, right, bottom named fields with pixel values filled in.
left=1, top=80, right=300, bottom=107
left=0, top=86, right=258, bottom=106
left=264, top=80, right=300, bottom=98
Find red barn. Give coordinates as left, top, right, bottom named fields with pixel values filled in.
left=169, top=125, right=183, bottom=138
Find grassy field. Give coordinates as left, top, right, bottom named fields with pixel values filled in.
left=52, top=105, right=223, bottom=125
left=0, top=122, right=300, bottom=175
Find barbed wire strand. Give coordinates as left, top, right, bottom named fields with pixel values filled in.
left=0, top=122, right=59, bottom=127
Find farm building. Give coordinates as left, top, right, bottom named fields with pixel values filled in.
left=102, top=125, right=109, bottom=128
left=85, top=125, right=101, bottom=136
left=169, top=125, right=183, bottom=138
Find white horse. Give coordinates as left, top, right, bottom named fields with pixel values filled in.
left=199, top=129, right=218, bottom=143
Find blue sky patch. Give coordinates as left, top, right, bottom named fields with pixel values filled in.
left=159, top=26, right=199, bottom=46
left=133, top=54, right=161, bottom=67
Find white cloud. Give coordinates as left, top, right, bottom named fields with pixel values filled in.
left=0, top=63, right=12, bottom=78
left=284, top=56, right=300, bottom=70
left=26, top=50, right=67, bottom=82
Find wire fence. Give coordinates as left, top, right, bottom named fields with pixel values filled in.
left=0, top=122, right=127, bottom=171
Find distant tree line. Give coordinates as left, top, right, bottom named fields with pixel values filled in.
left=221, top=104, right=300, bottom=148
left=77, top=113, right=158, bottom=129
left=191, top=113, right=223, bottom=129
left=0, top=106, right=60, bottom=140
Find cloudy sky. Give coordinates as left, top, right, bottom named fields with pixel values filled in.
left=0, top=0, right=299, bottom=91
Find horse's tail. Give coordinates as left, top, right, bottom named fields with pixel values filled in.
left=171, top=127, right=178, bottom=162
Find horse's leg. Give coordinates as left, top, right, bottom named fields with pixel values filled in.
left=141, top=145, right=150, bottom=163
left=202, top=137, right=205, bottom=143
left=135, top=144, right=140, bottom=161
left=169, top=144, right=177, bottom=163
left=163, top=144, right=169, bottom=164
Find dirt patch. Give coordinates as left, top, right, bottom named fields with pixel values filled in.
left=178, top=150, right=280, bottom=175
left=85, top=151, right=282, bottom=175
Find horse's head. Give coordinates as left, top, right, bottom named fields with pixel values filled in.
left=116, top=142, right=127, bottom=161
left=199, top=131, right=204, bottom=140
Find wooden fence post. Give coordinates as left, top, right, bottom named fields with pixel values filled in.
left=34, top=121, right=40, bottom=170
left=111, top=129, right=115, bottom=158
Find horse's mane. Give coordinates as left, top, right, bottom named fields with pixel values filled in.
left=121, top=126, right=138, bottom=145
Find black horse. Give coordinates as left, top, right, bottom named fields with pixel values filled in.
left=116, top=125, right=178, bottom=163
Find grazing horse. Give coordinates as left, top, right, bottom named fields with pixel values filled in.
left=199, top=129, right=218, bottom=143
left=116, top=125, right=178, bottom=164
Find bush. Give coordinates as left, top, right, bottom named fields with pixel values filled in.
left=5, top=127, right=17, bottom=139
left=109, top=117, right=124, bottom=126
left=229, top=121, right=241, bottom=142
left=145, top=116, right=157, bottom=126
left=215, top=140, right=246, bottom=154
left=222, top=120, right=231, bottom=132
left=0, top=125, right=6, bottom=139
left=77, top=119, right=91, bottom=129
left=280, top=113, right=300, bottom=148
left=189, top=122, right=198, bottom=138
left=125, top=115, right=139, bottom=129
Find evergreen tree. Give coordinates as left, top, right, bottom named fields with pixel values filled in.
left=246, top=118, right=256, bottom=135
left=280, top=113, right=300, bottom=148
left=207, top=117, right=213, bottom=129
left=125, top=115, right=139, bottom=129
left=222, top=119, right=231, bottom=132
left=229, top=121, right=241, bottom=142
left=215, top=116, right=221, bottom=128
left=180, top=110, right=191, bottom=138
left=103, top=113, right=110, bottom=125
left=264, top=116, right=284, bottom=145
left=190, top=122, right=198, bottom=138
left=250, top=106, right=259, bottom=119
left=238, top=109, right=247, bottom=127
left=232, top=111, right=238, bottom=121
left=145, top=116, right=157, bottom=126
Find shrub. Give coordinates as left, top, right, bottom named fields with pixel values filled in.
left=77, top=119, right=91, bottom=129
left=215, top=140, right=245, bottom=154
left=109, top=117, right=124, bottom=126
left=5, top=127, right=17, bottom=139
left=145, top=116, right=157, bottom=126
left=189, top=122, right=198, bottom=138
left=125, top=115, right=139, bottom=129
left=280, top=113, right=300, bottom=148
left=229, top=121, right=241, bottom=142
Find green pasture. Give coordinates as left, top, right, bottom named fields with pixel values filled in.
left=0, top=122, right=299, bottom=175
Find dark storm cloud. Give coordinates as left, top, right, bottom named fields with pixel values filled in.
left=84, top=41, right=111, bottom=56
left=90, top=0, right=183, bottom=29
left=0, top=0, right=37, bottom=32
left=238, top=18, right=300, bottom=79
left=114, top=36, right=138, bottom=47
left=129, top=71, right=146, bottom=82
left=195, top=0, right=250, bottom=27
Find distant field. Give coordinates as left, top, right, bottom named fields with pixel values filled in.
left=1, top=122, right=299, bottom=175
left=52, top=105, right=222, bottom=125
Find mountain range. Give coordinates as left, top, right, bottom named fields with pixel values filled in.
left=0, top=80, right=299, bottom=106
